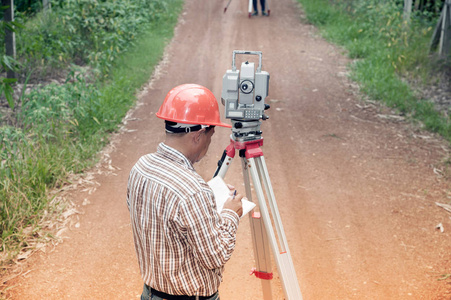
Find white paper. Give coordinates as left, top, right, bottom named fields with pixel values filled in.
left=207, top=176, right=256, bottom=218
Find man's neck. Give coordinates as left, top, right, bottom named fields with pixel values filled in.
left=165, top=136, right=196, bottom=164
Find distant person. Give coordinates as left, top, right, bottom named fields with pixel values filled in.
left=252, top=0, right=268, bottom=16
left=127, top=84, right=244, bottom=300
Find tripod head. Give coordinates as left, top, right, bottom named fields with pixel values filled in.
left=221, top=51, right=270, bottom=142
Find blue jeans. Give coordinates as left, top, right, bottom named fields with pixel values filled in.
left=141, top=284, right=220, bottom=300
left=253, top=0, right=266, bottom=12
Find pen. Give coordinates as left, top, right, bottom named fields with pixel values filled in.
left=232, top=190, right=237, bottom=199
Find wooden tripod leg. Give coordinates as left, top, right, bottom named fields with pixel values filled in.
left=242, top=158, right=273, bottom=300
left=250, top=212, right=273, bottom=299
left=248, top=157, right=303, bottom=300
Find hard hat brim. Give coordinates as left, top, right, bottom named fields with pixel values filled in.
left=156, top=113, right=232, bottom=128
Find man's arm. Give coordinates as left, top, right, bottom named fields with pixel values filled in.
left=179, top=191, right=241, bottom=270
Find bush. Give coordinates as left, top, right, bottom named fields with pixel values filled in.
left=1, top=0, right=183, bottom=263
left=15, top=0, right=170, bottom=80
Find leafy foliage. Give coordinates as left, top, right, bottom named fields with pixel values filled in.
left=14, top=0, right=43, bottom=16
left=0, top=0, right=183, bottom=262
left=16, top=0, right=170, bottom=80
left=0, top=4, right=24, bottom=111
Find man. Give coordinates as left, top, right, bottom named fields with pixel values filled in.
left=127, top=84, right=243, bottom=300
left=252, top=0, right=268, bottom=16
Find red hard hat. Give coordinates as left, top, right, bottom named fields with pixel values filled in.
left=156, top=84, right=231, bottom=128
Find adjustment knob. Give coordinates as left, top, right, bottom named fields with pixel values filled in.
left=264, top=104, right=270, bottom=110
left=262, top=114, right=269, bottom=120
left=256, top=95, right=262, bottom=102
left=234, top=122, right=243, bottom=129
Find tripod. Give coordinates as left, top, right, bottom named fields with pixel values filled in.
left=214, top=136, right=303, bottom=300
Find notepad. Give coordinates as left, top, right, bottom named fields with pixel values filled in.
left=207, top=176, right=256, bottom=218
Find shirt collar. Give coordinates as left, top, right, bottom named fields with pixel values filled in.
left=158, top=142, right=194, bottom=170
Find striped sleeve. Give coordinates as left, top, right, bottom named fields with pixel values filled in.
left=178, top=190, right=239, bottom=270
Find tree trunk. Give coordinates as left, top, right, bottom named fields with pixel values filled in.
left=404, top=0, right=413, bottom=22
left=414, top=0, right=421, bottom=11
left=43, top=0, right=51, bottom=12
left=2, top=0, right=16, bottom=79
left=438, top=0, right=451, bottom=58
left=430, top=0, right=451, bottom=58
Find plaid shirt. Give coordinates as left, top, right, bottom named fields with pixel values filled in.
left=127, top=143, right=240, bottom=296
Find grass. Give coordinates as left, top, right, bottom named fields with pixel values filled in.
left=297, top=0, right=451, bottom=141
left=0, top=0, right=183, bottom=273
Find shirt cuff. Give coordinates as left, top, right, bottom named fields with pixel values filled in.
left=221, top=209, right=240, bottom=227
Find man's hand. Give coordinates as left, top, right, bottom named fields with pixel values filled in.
left=226, top=184, right=235, bottom=192
left=223, top=191, right=243, bottom=217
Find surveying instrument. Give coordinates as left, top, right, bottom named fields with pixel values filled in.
left=214, top=51, right=303, bottom=300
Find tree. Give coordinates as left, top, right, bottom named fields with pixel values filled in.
left=2, top=0, right=16, bottom=79
left=0, top=0, right=18, bottom=110
left=430, top=0, right=451, bottom=58
left=43, top=0, right=50, bottom=12
left=404, top=0, right=413, bottom=22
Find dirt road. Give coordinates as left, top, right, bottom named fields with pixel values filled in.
left=4, top=0, right=451, bottom=299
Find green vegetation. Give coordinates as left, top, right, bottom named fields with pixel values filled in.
left=16, top=0, right=176, bottom=80
left=0, top=0, right=183, bottom=265
left=297, top=0, right=450, bottom=140
left=1, top=0, right=448, bottom=275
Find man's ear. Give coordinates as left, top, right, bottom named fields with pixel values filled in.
left=192, top=129, right=204, bottom=144
left=194, top=128, right=206, bottom=144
